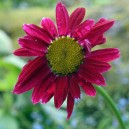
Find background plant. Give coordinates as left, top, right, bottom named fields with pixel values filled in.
left=0, top=0, right=129, bottom=129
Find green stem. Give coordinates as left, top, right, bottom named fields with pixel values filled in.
left=96, top=86, right=126, bottom=129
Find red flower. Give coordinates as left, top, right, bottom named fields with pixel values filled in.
left=13, top=2, right=120, bottom=119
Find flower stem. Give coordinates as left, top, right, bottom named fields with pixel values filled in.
left=96, top=86, right=126, bottom=129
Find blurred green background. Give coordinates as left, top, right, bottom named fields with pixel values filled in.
left=0, top=0, right=129, bottom=129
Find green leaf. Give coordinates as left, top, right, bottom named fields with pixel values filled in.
left=0, top=55, right=25, bottom=91
left=0, top=59, right=20, bottom=91
left=0, top=30, right=13, bottom=56
left=0, top=115, right=19, bottom=129
left=4, top=55, right=26, bottom=69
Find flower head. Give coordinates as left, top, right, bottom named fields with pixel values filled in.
left=13, top=2, right=120, bottom=119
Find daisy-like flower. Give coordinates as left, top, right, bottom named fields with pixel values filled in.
left=13, top=2, right=120, bottom=119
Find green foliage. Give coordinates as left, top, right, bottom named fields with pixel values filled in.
left=0, top=115, right=19, bottom=129
left=0, top=0, right=129, bottom=129
left=0, top=8, right=55, bottom=48
left=0, top=0, right=113, bottom=9
left=0, top=55, right=26, bottom=91
left=0, top=0, right=57, bottom=9
left=0, top=30, right=13, bottom=56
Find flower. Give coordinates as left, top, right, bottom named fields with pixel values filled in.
left=13, top=2, right=120, bottom=119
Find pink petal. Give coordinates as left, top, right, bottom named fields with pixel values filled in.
left=86, top=19, right=114, bottom=45
left=95, top=18, right=108, bottom=26
left=54, top=76, right=68, bottom=109
left=18, top=37, right=47, bottom=54
left=71, top=19, right=94, bottom=39
left=69, top=75, right=80, bottom=99
left=13, top=48, right=43, bottom=57
left=86, top=48, right=120, bottom=62
left=75, top=73, right=84, bottom=86
left=83, top=58, right=111, bottom=73
left=69, top=8, right=85, bottom=31
left=32, top=65, right=55, bottom=104
left=88, top=18, right=107, bottom=47
left=81, top=81, right=96, bottom=96
left=79, top=39, right=91, bottom=53
left=67, top=93, right=74, bottom=120
left=42, top=82, right=56, bottom=104
left=13, top=67, right=45, bottom=94
left=78, top=66, right=106, bottom=86
left=56, top=2, right=69, bottom=36
left=92, top=35, right=106, bottom=47
left=17, top=57, right=46, bottom=85
left=23, top=35, right=48, bottom=46
left=41, top=18, right=58, bottom=39
left=23, top=24, right=52, bottom=43
left=13, top=57, right=46, bottom=94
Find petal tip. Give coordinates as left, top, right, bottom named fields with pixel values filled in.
left=57, top=1, right=63, bottom=5
left=87, top=92, right=96, bottom=97
left=22, top=23, right=27, bottom=28
left=66, top=115, right=71, bottom=120
left=55, top=104, right=61, bottom=109
left=12, top=90, right=16, bottom=94
left=31, top=98, right=38, bottom=105
left=101, top=83, right=107, bottom=87
left=13, top=50, right=19, bottom=56
left=56, top=2, right=64, bottom=8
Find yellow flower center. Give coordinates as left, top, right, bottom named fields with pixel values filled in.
left=46, top=37, right=83, bottom=75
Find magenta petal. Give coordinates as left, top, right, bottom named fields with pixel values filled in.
left=69, top=75, right=80, bottom=99
left=95, top=18, right=108, bottom=26
left=23, top=24, right=52, bottom=43
left=13, top=66, right=46, bottom=94
left=69, top=8, right=85, bottom=31
left=81, top=81, right=96, bottom=96
left=83, top=58, right=111, bottom=73
left=23, top=35, right=48, bottom=46
left=41, top=18, right=58, bottom=39
left=75, top=73, right=84, bottom=86
left=18, top=37, right=47, bottom=54
left=13, top=57, right=46, bottom=94
left=78, top=66, right=106, bottom=86
left=71, top=19, right=94, bottom=39
left=79, top=39, right=91, bottom=53
left=86, top=48, right=120, bottom=62
left=54, top=76, right=68, bottom=109
left=42, top=83, right=56, bottom=104
left=67, top=93, right=74, bottom=120
left=32, top=65, right=54, bottom=104
left=13, top=48, right=42, bottom=57
left=18, top=57, right=46, bottom=84
left=32, top=75, right=54, bottom=104
left=56, top=2, right=69, bottom=36
left=86, top=19, right=114, bottom=45
left=92, top=35, right=106, bottom=47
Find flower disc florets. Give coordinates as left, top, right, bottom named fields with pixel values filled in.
left=46, top=36, right=83, bottom=75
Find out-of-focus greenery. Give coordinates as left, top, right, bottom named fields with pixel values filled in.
left=0, top=0, right=57, bottom=9
left=0, top=0, right=129, bottom=129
